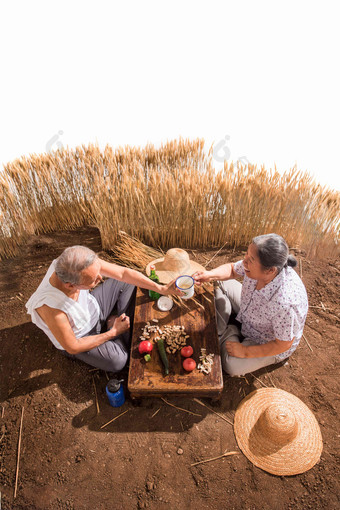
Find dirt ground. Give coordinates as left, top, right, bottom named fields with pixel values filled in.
left=0, top=226, right=339, bottom=510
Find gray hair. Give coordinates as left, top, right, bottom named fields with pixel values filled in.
left=55, top=245, right=98, bottom=285
left=252, top=233, right=297, bottom=273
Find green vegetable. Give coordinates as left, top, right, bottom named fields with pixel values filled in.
left=157, top=338, right=169, bottom=375
left=144, top=354, right=151, bottom=362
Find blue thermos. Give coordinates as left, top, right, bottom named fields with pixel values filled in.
left=106, top=379, right=125, bottom=407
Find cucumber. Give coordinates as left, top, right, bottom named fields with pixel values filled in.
left=157, top=338, right=169, bottom=375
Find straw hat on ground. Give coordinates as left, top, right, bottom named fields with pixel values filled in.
left=145, top=248, right=206, bottom=284
left=234, top=388, right=323, bottom=476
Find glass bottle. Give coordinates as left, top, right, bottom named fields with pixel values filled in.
left=148, top=265, right=161, bottom=300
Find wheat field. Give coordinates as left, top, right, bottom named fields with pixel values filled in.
left=0, top=138, right=339, bottom=259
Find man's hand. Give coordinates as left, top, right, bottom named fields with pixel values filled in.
left=159, top=278, right=184, bottom=296
left=109, top=313, right=130, bottom=338
left=225, top=341, right=247, bottom=358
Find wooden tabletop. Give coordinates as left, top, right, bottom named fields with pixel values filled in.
left=128, top=285, right=223, bottom=399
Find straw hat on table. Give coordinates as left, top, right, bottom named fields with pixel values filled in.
left=145, top=248, right=206, bottom=284
left=234, top=388, right=323, bottom=476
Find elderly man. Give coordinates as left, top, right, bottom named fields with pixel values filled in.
left=26, top=245, right=176, bottom=372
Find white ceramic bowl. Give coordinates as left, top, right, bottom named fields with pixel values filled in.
left=157, top=296, right=174, bottom=311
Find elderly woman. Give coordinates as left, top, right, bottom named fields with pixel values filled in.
left=26, top=245, right=177, bottom=372
left=193, top=233, right=308, bottom=376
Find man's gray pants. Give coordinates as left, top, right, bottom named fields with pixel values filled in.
left=215, top=280, right=278, bottom=377
left=69, top=279, right=136, bottom=373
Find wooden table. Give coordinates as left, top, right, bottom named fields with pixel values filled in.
left=128, top=285, right=223, bottom=400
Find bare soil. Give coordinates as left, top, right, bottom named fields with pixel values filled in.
left=0, top=227, right=339, bottom=510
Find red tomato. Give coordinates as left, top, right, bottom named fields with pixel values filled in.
left=181, top=346, right=194, bottom=358
left=138, top=341, right=153, bottom=355
left=182, top=358, right=196, bottom=372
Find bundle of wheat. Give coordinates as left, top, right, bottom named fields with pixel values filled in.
left=107, top=231, right=163, bottom=271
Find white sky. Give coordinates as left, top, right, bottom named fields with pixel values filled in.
left=0, top=0, right=339, bottom=190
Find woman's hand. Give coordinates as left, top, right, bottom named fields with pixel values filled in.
left=192, top=270, right=213, bottom=285
left=225, top=341, right=247, bottom=358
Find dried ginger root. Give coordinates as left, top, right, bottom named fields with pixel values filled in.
left=197, top=348, right=214, bottom=374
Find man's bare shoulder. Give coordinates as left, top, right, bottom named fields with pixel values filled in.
left=36, top=304, right=69, bottom=324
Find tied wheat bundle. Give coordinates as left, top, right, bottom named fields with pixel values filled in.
left=106, top=232, right=212, bottom=310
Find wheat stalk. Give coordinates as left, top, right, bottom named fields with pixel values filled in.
left=0, top=139, right=339, bottom=260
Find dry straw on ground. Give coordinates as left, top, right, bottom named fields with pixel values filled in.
left=0, top=138, right=339, bottom=259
